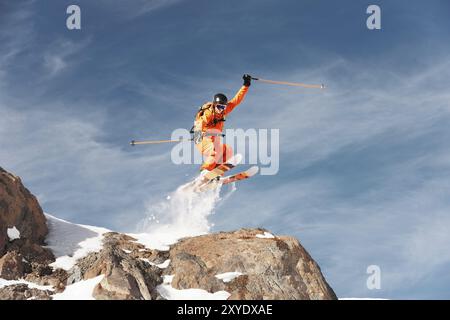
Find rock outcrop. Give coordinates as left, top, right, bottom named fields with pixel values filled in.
left=0, top=167, right=58, bottom=300
left=68, top=230, right=336, bottom=300
left=0, top=167, right=50, bottom=260
left=0, top=251, right=24, bottom=280
left=72, top=233, right=163, bottom=300
left=0, top=166, right=337, bottom=300
left=165, top=229, right=336, bottom=300
left=0, top=284, right=53, bottom=300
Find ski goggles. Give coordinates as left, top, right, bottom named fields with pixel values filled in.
left=215, top=104, right=226, bottom=110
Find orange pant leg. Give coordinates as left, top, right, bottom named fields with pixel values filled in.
left=221, top=143, right=233, bottom=163
left=196, top=137, right=233, bottom=171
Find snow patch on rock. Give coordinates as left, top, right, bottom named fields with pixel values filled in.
left=215, top=272, right=244, bottom=283
left=0, top=278, right=54, bottom=291
left=140, top=258, right=170, bottom=269
left=7, top=227, right=20, bottom=241
left=157, top=259, right=171, bottom=269
left=157, top=275, right=230, bottom=300
left=256, top=232, right=275, bottom=239
left=52, top=275, right=104, bottom=300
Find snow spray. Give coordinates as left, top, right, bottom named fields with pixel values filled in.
left=135, top=177, right=235, bottom=249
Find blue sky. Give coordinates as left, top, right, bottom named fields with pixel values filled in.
left=1, top=0, right=450, bottom=299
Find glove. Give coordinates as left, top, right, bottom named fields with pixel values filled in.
left=243, top=74, right=252, bottom=87
left=193, top=130, right=203, bottom=144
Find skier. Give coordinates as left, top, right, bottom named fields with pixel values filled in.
left=192, top=74, right=252, bottom=172
left=130, top=74, right=322, bottom=189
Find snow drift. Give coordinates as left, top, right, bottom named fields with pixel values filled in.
left=45, top=214, right=110, bottom=271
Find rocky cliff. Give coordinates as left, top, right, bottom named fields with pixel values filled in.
left=0, top=167, right=54, bottom=289
left=0, top=168, right=49, bottom=256
left=0, top=166, right=337, bottom=300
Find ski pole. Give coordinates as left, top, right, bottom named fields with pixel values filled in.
left=130, top=138, right=192, bottom=146
left=251, top=77, right=325, bottom=89
left=130, top=133, right=225, bottom=146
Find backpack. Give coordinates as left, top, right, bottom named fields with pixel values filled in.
left=190, top=103, right=225, bottom=133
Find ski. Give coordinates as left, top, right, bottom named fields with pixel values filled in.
left=203, top=154, right=242, bottom=181
left=221, top=166, right=259, bottom=185
left=195, top=154, right=242, bottom=191
left=198, top=165, right=259, bottom=192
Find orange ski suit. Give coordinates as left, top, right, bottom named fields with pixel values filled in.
left=194, top=86, right=249, bottom=171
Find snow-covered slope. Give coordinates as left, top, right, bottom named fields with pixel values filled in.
left=45, top=214, right=110, bottom=271
left=52, top=275, right=104, bottom=300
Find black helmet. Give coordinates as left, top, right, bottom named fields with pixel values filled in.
left=213, top=93, right=228, bottom=105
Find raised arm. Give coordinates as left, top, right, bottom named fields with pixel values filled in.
left=224, top=74, right=252, bottom=116
left=224, top=85, right=249, bottom=116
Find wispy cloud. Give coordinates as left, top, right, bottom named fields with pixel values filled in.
left=133, top=0, right=183, bottom=17
left=42, top=38, right=92, bottom=78
left=93, top=0, right=184, bottom=19
left=44, top=55, right=66, bottom=75
left=0, top=1, right=35, bottom=85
